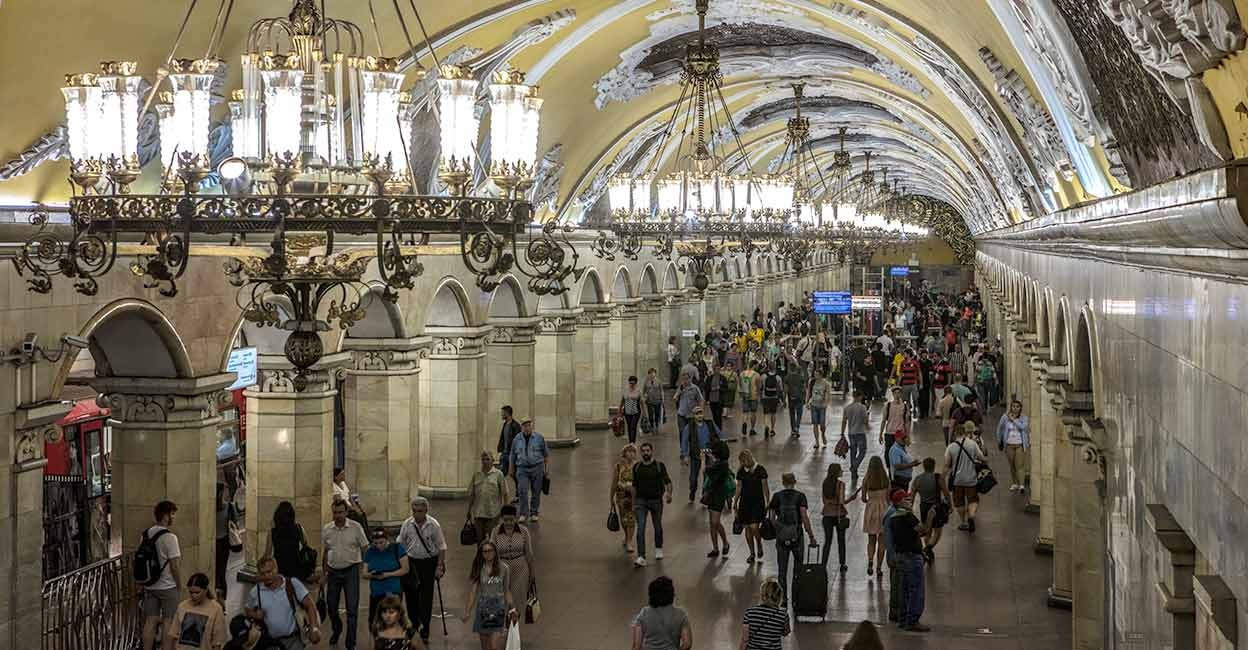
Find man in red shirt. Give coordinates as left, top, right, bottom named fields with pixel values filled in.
left=897, top=350, right=922, bottom=416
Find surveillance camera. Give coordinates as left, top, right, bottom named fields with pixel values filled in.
left=62, top=334, right=90, bottom=350
left=21, top=333, right=38, bottom=355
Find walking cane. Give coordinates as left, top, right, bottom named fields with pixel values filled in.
left=435, top=577, right=449, bottom=636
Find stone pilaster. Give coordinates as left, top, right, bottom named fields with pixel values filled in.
left=245, top=356, right=347, bottom=559
left=418, top=327, right=489, bottom=497
left=636, top=299, right=664, bottom=377
left=534, top=312, right=579, bottom=447
left=680, top=291, right=705, bottom=339
left=609, top=301, right=640, bottom=383
left=341, top=338, right=428, bottom=526
left=1070, top=413, right=1107, bottom=650
left=1147, top=504, right=1197, bottom=650
left=1033, top=361, right=1061, bottom=553
left=1193, top=575, right=1237, bottom=650
left=92, top=374, right=235, bottom=578
left=3, top=401, right=71, bottom=647
left=485, top=318, right=539, bottom=423
left=661, top=291, right=684, bottom=358
left=1049, top=392, right=1076, bottom=609
left=1016, top=331, right=1041, bottom=513
left=575, top=306, right=612, bottom=429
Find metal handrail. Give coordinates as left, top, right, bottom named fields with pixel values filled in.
left=42, top=553, right=140, bottom=650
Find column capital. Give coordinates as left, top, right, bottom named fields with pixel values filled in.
left=484, top=316, right=541, bottom=345
left=637, top=296, right=664, bottom=313
left=425, top=325, right=491, bottom=359
left=12, top=401, right=73, bottom=472
left=576, top=304, right=612, bottom=327
left=90, top=373, right=237, bottom=425
left=608, top=298, right=643, bottom=320
left=535, top=309, right=579, bottom=335
left=341, top=336, right=432, bottom=374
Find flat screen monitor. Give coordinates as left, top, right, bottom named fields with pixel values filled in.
left=813, top=291, right=852, bottom=315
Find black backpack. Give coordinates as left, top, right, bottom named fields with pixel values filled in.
left=762, top=374, right=781, bottom=400
left=774, top=492, right=803, bottom=547
left=133, top=528, right=171, bottom=586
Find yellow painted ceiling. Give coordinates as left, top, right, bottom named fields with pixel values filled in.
left=0, top=0, right=1126, bottom=229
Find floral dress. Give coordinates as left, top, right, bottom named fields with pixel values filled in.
left=614, top=462, right=637, bottom=528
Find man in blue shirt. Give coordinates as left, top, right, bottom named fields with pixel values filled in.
left=363, top=529, right=408, bottom=627
left=509, top=420, right=549, bottom=522
left=680, top=407, right=719, bottom=503
left=888, top=431, right=921, bottom=489
left=674, top=372, right=704, bottom=450
left=245, top=557, right=322, bottom=646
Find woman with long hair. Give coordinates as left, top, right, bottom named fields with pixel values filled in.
left=263, top=500, right=316, bottom=585
left=461, top=541, right=516, bottom=650
left=490, top=505, right=535, bottom=627
left=610, top=444, right=639, bottom=554
left=738, top=577, right=789, bottom=650
left=701, top=442, right=734, bottom=558
left=821, top=463, right=859, bottom=573
left=164, top=573, right=225, bottom=650
left=860, top=456, right=891, bottom=577
left=734, top=449, right=769, bottom=564
left=371, top=594, right=427, bottom=649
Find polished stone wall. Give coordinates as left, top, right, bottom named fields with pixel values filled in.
left=981, top=242, right=1248, bottom=649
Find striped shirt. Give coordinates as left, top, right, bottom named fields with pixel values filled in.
left=742, top=604, right=790, bottom=650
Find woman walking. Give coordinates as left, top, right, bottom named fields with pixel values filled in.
left=631, top=576, right=692, bottom=650
left=643, top=368, right=665, bottom=433
left=701, top=443, right=735, bottom=558
left=163, top=573, right=226, bottom=650
left=995, top=400, right=1031, bottom=492
left=490, top=506, right=535, bottom=627
left=264, top=501, right=317, bottom=586
left=861, top=457, right=891, bottom=577
left=734, top=449, right=770, bottom=564
left=821, top=464, right=857, bottom=573
left=610, top=444, right=639, bottom=554
left=620, top=376, right=644, bottom=443
left=371, top=594, right=427, bottom=650
left=461, top=541, right=517, bottom=650
left=738, top=578, right=790, bottom=650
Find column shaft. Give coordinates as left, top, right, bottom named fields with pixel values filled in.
left=419, top=331, right=487, bottom=496
left=575, top=310, right=611, bottom=428
left=534, top=315, right=579, bottom=446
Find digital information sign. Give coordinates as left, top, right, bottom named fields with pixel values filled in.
left=812, top=291, right=852, bottom=315
left=851, top=295, right=883, bottom=311
left=890, top=266, right=912, bottom=276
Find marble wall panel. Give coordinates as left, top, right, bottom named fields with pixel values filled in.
left=575, top=322, right=610, bottom=427
left=982, top=244, right=1248, bottom=647
left=343, top=371, right=419, bottom=524
left=534, top=330, right=577, bottom=443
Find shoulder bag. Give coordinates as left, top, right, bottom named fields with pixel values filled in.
left=525, top=579, right=542, bottom=624
left=295, top=524, right=318, bottom=579
left=606, top=505, right=620, bottom=532
left=460, top=518, right=478, bottom=547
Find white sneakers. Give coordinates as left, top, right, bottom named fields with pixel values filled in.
left=1009, top=484, right=1025, bottom=492
left=655, top=549, right=664, bottom=560
left=634, top=556, right=647, bottom=567
left=518, top=515, right=528, bottom=523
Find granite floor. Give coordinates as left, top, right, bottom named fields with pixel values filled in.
left=225, top=393, right=1072, bottom=649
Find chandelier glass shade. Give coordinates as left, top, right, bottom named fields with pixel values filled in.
left=437, top=64, right=479, bottom=193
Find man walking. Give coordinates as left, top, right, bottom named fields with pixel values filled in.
left=897, top=349, right=922, bottom=415
left=738, top=361, right=761, bottom=437
left=467, top=451, right=507, bottom=540
left=945, top=422, right=988, bottom=533
left=139, top=500, right=182, bottom=650
left=632, top=442, right=673, bottom=567
left=783, top=359, right=809, bottom=440
left=397, top=497, right=447, bottom=643
left=245, top=557, right=322, bottom=649
left=680, top=407, right=719, bottom=503
left=509, top=420, right=549, bottom=522
left=841, top=391, right=870, bottom=482
left=889, top=491, right=933, bottom=632
left=887, top=431, right=922, bottom=490
left=767, top=473, right=818, bottom=606
left=322, top=500, right=369, bottom=650
left=496, top=405, right=522, bottom=477
left=674, top=372, right=704, bottom=447
left=667, top=336, right=681, bottom=389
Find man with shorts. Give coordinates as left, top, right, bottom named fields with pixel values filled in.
left=738, top=361, right=761, bottom=437
left=910, top=458, right=951, bottom=562
left=140, top=500, right=183, bottom=650
left=944, top=421, right=987, bottom=533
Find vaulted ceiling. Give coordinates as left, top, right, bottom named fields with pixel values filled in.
left=2, top=0, right=1244, bottom=236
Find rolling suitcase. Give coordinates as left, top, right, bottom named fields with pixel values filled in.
left=791, top=543, right=827, bottom=620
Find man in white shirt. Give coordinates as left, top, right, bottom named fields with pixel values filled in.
left=397, top=496, right=447, bottom=643
left=140, top=500, right=183, bottom=650
left=876, top=331, right=895, bottom=356
left=322, top=501, right=369, bottom=649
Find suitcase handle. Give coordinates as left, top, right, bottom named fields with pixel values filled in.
left=804, top=542, right=820, bottom=564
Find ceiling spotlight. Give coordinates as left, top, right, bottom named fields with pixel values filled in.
left=217, top=157, right=251, bottom=196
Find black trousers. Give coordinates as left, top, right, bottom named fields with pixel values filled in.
left=214, top=535, right=230, bottom=597
left=402, top=556, right=439, bottom=639
left=708, top=402, right=724, bottom=432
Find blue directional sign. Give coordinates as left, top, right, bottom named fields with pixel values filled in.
left=813, top=291, right=852, bottom=315
left=890, top=266, right=912, bottom=276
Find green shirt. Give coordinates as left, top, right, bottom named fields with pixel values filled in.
left=784, top=368, right=808, bottom=400
left=739, top=370, right=759, bottom=399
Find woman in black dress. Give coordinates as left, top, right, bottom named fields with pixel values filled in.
left=734, top=449, right=770, bottom=564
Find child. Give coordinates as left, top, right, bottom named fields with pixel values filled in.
left=371, top=594, right=426, bottom=650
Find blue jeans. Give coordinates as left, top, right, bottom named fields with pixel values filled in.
left=687, top=453, right=702, bottom=501
left=634, top=498, right=664, bottom=558
left=897, top=552, right=925, bottom=626
left=516, top=465, right=544, bottom=516
left=788, top=400, right=804, bottom=435
left=849, top=433, right=868, bottom=475
left=976, top=381, right=993, bottom=409
left=326, top=563, right=361, bottom=648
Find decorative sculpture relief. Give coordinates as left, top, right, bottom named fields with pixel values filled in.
left=97, top=391, right=226, bottom=423
left=979, top=47, right=1073, bottom=184
left=536, top=316, right=565, bottom=333
left=14, top=429, right=44, bottom=465
left=486, top=327, right=516, bottom=344
left=528, top=144, right=564, bottom=213
left=431, top=337, right=467, bottom=356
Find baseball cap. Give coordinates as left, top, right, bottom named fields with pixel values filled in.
left=889, top=489, right=910, bottom=505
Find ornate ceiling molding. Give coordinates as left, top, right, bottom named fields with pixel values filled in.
left=979, top=47, right=1072, bottom=195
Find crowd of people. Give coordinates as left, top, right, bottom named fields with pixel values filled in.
left=131, top=280, right=1022, bottom=650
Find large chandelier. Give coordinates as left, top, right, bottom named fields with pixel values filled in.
left=17, top=0, right=578, bottom=389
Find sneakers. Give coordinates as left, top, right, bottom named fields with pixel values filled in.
left=529, top=514, right=540, bottom=522
left=746, top=555, right=756, bottom=564
left=634, top=556, right=647, bottom=567
left=518, top=515, right=528, bottom=523
left=655, top=549, right=664, bottom=560
left=707, top=549, right=720, bottom=558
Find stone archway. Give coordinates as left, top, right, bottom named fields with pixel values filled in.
left=485, top=275, right=538, bottom=435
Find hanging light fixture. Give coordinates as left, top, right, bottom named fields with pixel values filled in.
left=488, top=69, right=543, bottom=197
left=437, top=63, right=479, bottom=195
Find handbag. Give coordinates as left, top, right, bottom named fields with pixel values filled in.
left=295, top=525, right=318, bottom=578
left=606, top=506, right=620, bottom=532
left=833, top=436, right=849, bottom=458
left=227, top=520, right=244, bottom=553
left=460, top=518, right=479, bottom=546
left=610, top=414, right=625, bottom=437
left=541, top=475, right=551, bottom=495
left=760, top=518, right=776, bottom=541
left=837, top=515, right=851, bottom=532
left=525, top=580, right=542, bottom=624
left=975, top=462, right=997, bottom=494
left=731, top=516, right=744, bottom=535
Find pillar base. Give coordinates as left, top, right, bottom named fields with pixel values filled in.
left=1024, top=503, right=1041, bottom=515
left=420, top=486, right=470, bottom=500
left=1048, top=587, right=1073, bottom=609
left=576, top=419, right=610, bottom=430
left=1034, top=537, right=1054, bottom=554
left=548, top=437, right=582, bottom=449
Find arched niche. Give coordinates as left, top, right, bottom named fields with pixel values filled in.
left=662, top=263, right=680, bottom=291
left=611, top=266, right=635, bottom=301
left=54, top=299, right=194, bottom=396
left=347, top=288, right=407, bottom=339
left=578, top=268, right=605, bottom=305
left=640, top=264, right=661, bottom=296
left=1051, top=297, right=1070, bottom=365
left=425, top=278, right=472, bottom=328
left=487, top=275, right=529, bottom=319
left=1036, top=286, right=1051, bottom=348
left=1072, top=307, right=1100, bottom=399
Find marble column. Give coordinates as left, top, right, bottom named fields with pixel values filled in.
left=575, top=307, right=612, bottom=429
left=246, top=357, right=346, bottom=559
left=92, top=374, right=234, bottom=578
left=1033, top=362, right=1059, bottom=553
left=1070, top=413, right=1106, bottom=650
left=485, top=318, right=539, bottom=423
left=1193, top=575, right=1238, bottom=650
left=3, top=401, right=72, bottom=646
left=341, top=338, right=426, bottom=527
left=1049, top=384, right=1077, bottom=609
left=418, top=327, right=489, bottom=496
left=661, top=291, right=685, bottom=360
left=1146, top=504, right=1197, bottom=650
left=681, top=291, right=705, bottom=337
left=1016, top=332, right=1041, bottom=513
left=534, top=312, right=579, bottom=447
left=609, top=301, right=640, bottom=384
left=636, top=299, right=664, bottom=377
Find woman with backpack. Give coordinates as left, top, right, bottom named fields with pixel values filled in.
left=701, top=443, right=735, bottom=558
left=759, top=364, right=785, bottom=438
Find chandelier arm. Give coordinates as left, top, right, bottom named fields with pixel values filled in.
left=644, top=82, right=692, bottom=177
left=366, top=0, right=385, bottom=56
left=389, top=0, right=421, bottom=66
left=203, top=0, right=236, bottom=62
left=139, top=0, right=201, bottom=118
left=407, top=0, right=442, bottom=71
left=713, top=83, right=754, bottom=175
